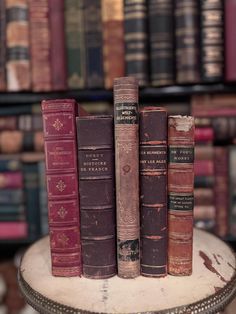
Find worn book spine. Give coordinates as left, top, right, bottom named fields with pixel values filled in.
left=6, top=0, right=31, bottom=91
left=29, top=0, right=51, bottom=91
left=225, top=0, right=236, bottom=81
left=0, top=0, right=6, bottom=91
left=77, top=115, right=116, bottom=279
left=65, top=0, right=85, bottom=89
left=200, top=0, right=224, bottom=82
left=83, top=0, right=104, bottom=88
left=102, top=0, right=125, bottom=89
left=42, top=99, right=82, bottom=277
left=148, top=0, right=174, bottom=86
left=140, top=107, right=167, bottom=277
left=114, top=77, right=139, bottom=278
left=124, top=0, right=148, bottom=86
left=175, top=0, right=200, bottom=84
left=49, top=0, right=67, bottom=91
left=168, top=116, right=195, bottom=276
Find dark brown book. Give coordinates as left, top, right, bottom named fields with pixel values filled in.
left=102, top=0, right=125, bottom=89
left=77, top=115, right=116, bottom=279
left=225, top=0, right=236, bottom=81
left=168, top=116, right=195, bottom=276
left=0, top=0, right=6, bottom=91
left=140, top=107, right=167, bottom=277
left=114, top=77, right=140, bottom=278
left=49, top=0, right=67, bottom=91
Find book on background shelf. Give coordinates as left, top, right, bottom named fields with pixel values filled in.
left=225, top=0, right=236, bottom=82
left=229, top=146, right=236, bottom=237
left=0, top=222, right=28, bottom=239
left=0, top=0, right=6, bottom=91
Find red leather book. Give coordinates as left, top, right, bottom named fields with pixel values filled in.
left=114, top=77, right=140, bottom=278
left=140, top=107, right=167, bottom=277
left=225, top=0, right=236, bottom=81
left=41, top=99, right=82, bottom=277
left=194, top=127, right=214, bottom=143
left=77, top=115, right=116, bottom=279
left=49, top=0, right=67, bottom=91
left=168, top=116, right=195, bottom=276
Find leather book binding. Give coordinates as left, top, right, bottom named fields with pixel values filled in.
left=49, top=0, right=67, bottom=91
left=124, top=0, right=148, bottom=87
left=41, top=99, right=82, bottom=277
left=148, top=0, right=174, bottom=86
left=200, top=0, right=224, bottom=82
left=168, top=116, right=195, bottom=276
left=114, top=76, right=140, bottom=278
left=102, top=0, right=125, bottom=89
left=77, top=115, right=116, bottom=279
left=175, top=0, right=200, bottom=84
left=140, top=107, right=167, bottom=277
left=0, top=0, right=6, bottom=91
left=225, top=0, right=236, bottom=81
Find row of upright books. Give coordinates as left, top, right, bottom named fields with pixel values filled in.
left=1, top=0, right=236, bottom=92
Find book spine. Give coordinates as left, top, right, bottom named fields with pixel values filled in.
left=29, top=0, right=51, bottom=91
left=77, top=115, right=116, bottom=279
left=83, top=0, right=104, bottom=88
left=65, top=0, right=85, bottom=89
left=102, top=0, right=125, bottom=89
left=0, top=116, right=17, bottom=130
left=6, top=0, right=31, bottom=91
left=140, top=107, right=167, bottom=277
left=194, top=175, right=214, bottom=188
left=194, top=188, right=214, bottom=206
left=175, top=0, right=200, bottom=84
left=168, top=116, right=195, bottom=276
left=0, top=0, right=6, bottom=91
left=148, top=0, right=174, bottom=86
left=49, top=0, right=67, bottom=91
left=0, top=172, right=23, bottom=189
left=200, top=0, right=224, bottom=82
left=194, top=127, right=214, bottom=142
left=194, top=160, right=214, bottom=176
left=0, top=158, right=21, bottom=172
left=124, top=0, right=148, bottom=86
left=225, top=0, right=236, bottom=81
left=42, top=99, right=82, bottom=277
left=38, top=160, right=48, bottom=236
left=0, top=189, right=24, bottom=204
left=114, top=77, right=139, bottom=278
left=214, top=147, right=228, bottom=237
left=0, top=222, right=27, bottom=239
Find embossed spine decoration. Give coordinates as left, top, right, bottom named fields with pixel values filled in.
left=77, top=115, right=116, bottom=278
left=168, top=116, right=195, bottom=276
left=41, top=99, right=82, bottom=277
left=114, top=76, right=140, bottom=278
left=0, top=0, right=6, bottom=91
left=140, top=107, right=167, bottom=277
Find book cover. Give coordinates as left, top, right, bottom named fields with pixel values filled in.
left=0, top=0, right=6, bottom=91
left=225, top=0, right=236, bottom=81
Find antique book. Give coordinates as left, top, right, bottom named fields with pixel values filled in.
left=77, top=115, right=116, bottom=279
left=49, top=0, right=67, bottom=91
left=114, top=77, right=140, bottom=278
left=41, top=99, right=82, bottom=277
left=168, top=115, right=195, bottom=276
left=38, top=160, right=48, bottom=236
left=6, top=0, right=31, bottom=91
left=148, top=0, right=174, bottom=86
left=0, top=0, right=6, bottom=91
left=140, top=107, right=167, bottom=277
left=83, top=0, right=104, bottom=88
left=102, top=0, right=125, bottom=89
left=200, top=0, right=224, bottom=82
left=175, top=0, right=200, bottom=84
left=124, top=0, right=148, bottom=86
left=29, top=0, right=51, bottom=91
left=225, top=0, right=236, bottom=81
left=65, top=0, right=85, bottom=89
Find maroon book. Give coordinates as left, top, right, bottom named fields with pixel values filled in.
left=41, top=99, right=82, bottom=277
left=49, top=0, right=67, bottom=91
left=225, top=0, right=236, bottom=81
left=77, top=115, right=117, bottom=279
left=168, top=116, right=195, bottom=276
left=140, top=107, right=167, bottom=277
left=0, top=172, right=23, bottom=189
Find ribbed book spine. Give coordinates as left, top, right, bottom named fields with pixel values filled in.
left=49, top=0, right=67, bottom=91
left=114, top=77, right=140, bottom=278
left=41, top=99, right=82, bottom=277
left=77, top=115, right=116, bottom=279
left=0, top=0, right=6, bottom=91
left=102, top=0, right=125, bottom=89
left=175, top=0, right=200, bottom=84
left=6, top=0, right=31, bottom=91
left=200, top=0, right=224, bottom=82
left=148, top=0, right=174, bottom=86
left=124, top=0, right=148, bottom=86
left=140, top=107, right=167, bottom=277
left=168, top=116, right=195, bottom=276
left=225, top=0, right=236, bottom=81
left=83, top=0, right=104, bottom=88
left=65, top=0, right=85, bottom=89
left=29, top=0, right=51, bottom=91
